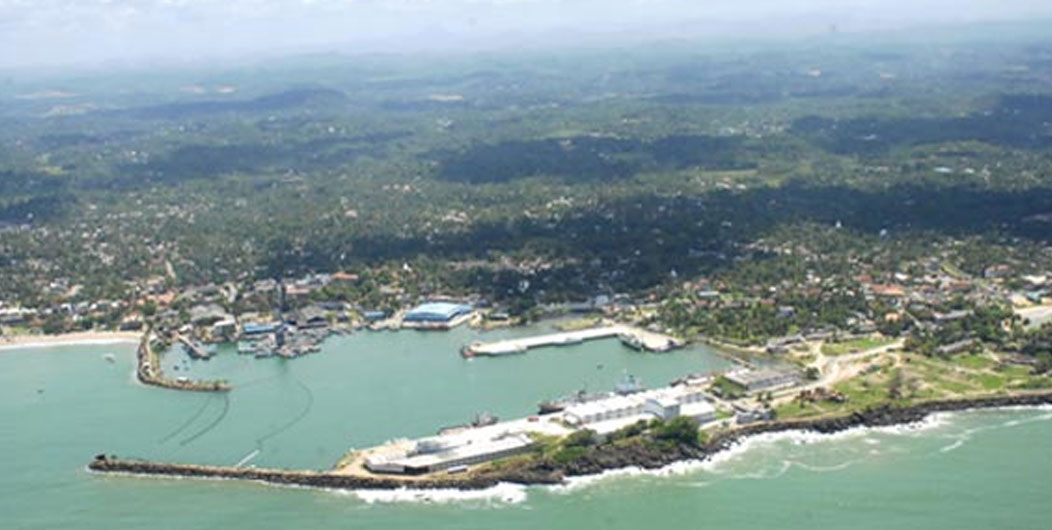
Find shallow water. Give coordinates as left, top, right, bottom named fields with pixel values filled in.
left=3, top=326, right=1051, bottom=529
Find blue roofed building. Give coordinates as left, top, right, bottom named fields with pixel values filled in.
left=403, top=302, right=475, bottom=329
left=243, top=322, right=280, bottom=336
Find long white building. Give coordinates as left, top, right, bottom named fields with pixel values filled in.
left=366, top=432, right=534, bottom=475
left=562, top=385, right=717, bottom=435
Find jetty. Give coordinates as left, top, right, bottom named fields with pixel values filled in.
left=461, top=325, right=683, bottom=357
left=175, top=333, right=213, bottom=360
left=137, top=332, right=230, bottom=392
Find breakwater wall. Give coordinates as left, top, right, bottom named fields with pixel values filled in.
left=89, top=391, right=1052, bottom=490
left=136, top=333, right=230, bottom=392
left=87, top=456, right=560, bottom=491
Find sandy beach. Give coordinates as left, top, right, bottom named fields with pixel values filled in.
left=0, top=331, right=142, bottom=352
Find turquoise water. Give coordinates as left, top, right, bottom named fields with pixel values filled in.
left=3, top=326, right=1051, bottom=529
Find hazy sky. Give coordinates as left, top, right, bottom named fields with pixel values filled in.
left=3, top=0, right=1052, bottom=69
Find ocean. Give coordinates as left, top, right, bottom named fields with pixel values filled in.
left=3, top=325, right=1050, bottom=529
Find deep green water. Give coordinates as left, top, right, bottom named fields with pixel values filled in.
left=3, top=325, right=1051, bottom=529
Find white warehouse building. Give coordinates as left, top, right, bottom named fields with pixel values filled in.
left=563, top=386, right=717, bottom=434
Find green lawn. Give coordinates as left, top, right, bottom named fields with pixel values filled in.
left=822, top=337, right=895, bottom=356
left=952, top=354, right=995, bottom=370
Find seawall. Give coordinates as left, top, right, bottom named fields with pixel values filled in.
left=87, top=457, right=562, bottom=491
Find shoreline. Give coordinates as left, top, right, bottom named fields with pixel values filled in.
left=87, top=390, right=1052, bottom=493
left=0, top=331, right=142, bottom=352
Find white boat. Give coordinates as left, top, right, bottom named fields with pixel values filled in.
left=618, top=333, right=645, bottom=351
left=614, top=372, right=644, bottom=395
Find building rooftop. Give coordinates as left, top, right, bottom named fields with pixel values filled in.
left=368, top=432, right=533, bottom=471
left=404, top=302, right=473, bottom=321
left=563, top=385, right=711, bottom=424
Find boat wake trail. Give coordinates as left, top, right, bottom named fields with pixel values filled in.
left=159, top=395, right=215, bottom=444
left=237, top=375, right=279, bottom=390
left=255, top=378, right=314, bottom=447
left=179, top=393, right=230, bottom=446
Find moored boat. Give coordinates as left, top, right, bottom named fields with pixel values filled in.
left=618, top=332, right=645, bottom=351
left=614, top=372, right=644, bottom=395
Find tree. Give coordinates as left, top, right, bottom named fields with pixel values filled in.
left=563, top=429, right=598, bottom=448
left=1035, top=352, right=1052, bottom=375
left=652, top=416, right=701, bottom=447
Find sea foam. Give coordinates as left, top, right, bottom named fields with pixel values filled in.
left=349, top=482, right=527, bottom=505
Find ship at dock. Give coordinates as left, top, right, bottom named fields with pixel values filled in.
left=617, top=332, right=645, bottom=351
left=536, top=373, right=644, bottom=414
left=436, top=412, right=500, bottom=435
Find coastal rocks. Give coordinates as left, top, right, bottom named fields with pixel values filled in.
left=703, top=393, right=1052, bottom=454
left=554, top=441, right=703, bottom=477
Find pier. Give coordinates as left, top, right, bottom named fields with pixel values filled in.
left=137, top=332, right=230, bottom=392
left=462, top=325, right=683, bottom=357
left=175, top=333, right=213, bottom=360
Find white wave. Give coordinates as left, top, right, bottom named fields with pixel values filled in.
left=546, top=414, right=958, bottom=493
left=724, top=459, right=792, bottom=481
left=1001, top=412, right=1052, bottom=428
left=938, top=439, right=966, bottom=453
left=984, top=404, right=1052, bottom=413
left=789, top=459, right=857, bottom=473
left=868, top=412, right=952, bottom=436
left=350, top=483, right=527, bottom=505
left=549, top=466, right=648, bottom=493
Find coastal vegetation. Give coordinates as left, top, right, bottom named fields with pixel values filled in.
left=775, top=351, right=1052, bottom=420
left=3, top=35, right=1052, bottom=345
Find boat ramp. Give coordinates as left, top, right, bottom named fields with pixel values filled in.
left=461, top=325, right=683, bottom=358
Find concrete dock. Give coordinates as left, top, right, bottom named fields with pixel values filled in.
left=462, top=325, right=683, bottom=357
left=174, top=333, right=213, bottom=360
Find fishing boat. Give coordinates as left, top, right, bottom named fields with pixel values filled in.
left=618, top=332, right=645, bottom=351
left=557, top=335, right=583, bottom=346
left=537, top=388, right=607, bottom=415
left=614, top=372, right=644, bottom=395
left=471, top=412, right=499, bottom=427
left=460, top=345, right=477, bottom=359
left=437, top=412, right=500, bottom=435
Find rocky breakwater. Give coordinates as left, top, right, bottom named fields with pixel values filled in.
left=87, top=455, right=558, bottom=491
left=136, top=333, right=230, bottom=392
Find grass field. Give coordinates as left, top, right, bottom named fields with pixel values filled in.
left=821, top=336, right=895, bottom=356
